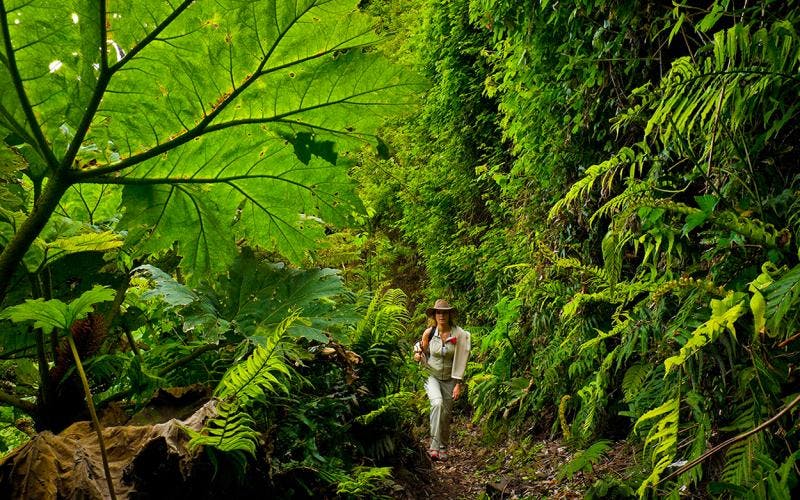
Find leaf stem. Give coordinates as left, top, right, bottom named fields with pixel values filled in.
left=157, top=341, right=227, bottom=378
left=99, top=0, right=108, bottom=73
left=122, top=324, right=142, bottom=361
left=28, top=275, right=50, bottom=407
left=0, top=1, right=59, bottom=168
left=0, top=174, right=70, bottom=304
left=66, top=333, right=117, bottom=500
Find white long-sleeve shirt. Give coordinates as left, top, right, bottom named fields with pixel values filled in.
left=422, top=326, right=471, bottom=380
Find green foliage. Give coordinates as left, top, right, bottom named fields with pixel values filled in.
left=0, top=285, right=114, bottom=334
left=356, top=0, right=800, bottom=496
left=188, top=314, right=295, bottom=466
left=558, top=440, right=612, bottom=480
left=585, top=476, right=637, bottom=499
left=335, top=466, right=395, bottom=499
left=354, top=0, right=512, bottom=321
left=0, top=1, right=424, bottom=496
left=0, top=0, right=422, bottom=306
left=132, top=249, right=349, bottom=348
left=0, top=405, right=29, bottom=457
left=663, top=292, right=746, bottom=374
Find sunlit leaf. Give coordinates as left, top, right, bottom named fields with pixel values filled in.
left=0, top=0, right=423, bottom=284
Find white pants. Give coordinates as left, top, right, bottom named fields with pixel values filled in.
left=425, top=376, right=457, bottom=451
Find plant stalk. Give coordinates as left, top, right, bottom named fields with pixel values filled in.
left=157, top=341, right=227, bottom=377
left=0, top=176, right=70, bottom=305
left=67, top=334, right=117, bottom=500
left=0, top=387, right=36, bottom=414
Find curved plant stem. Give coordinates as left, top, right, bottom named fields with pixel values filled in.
left=0, top=388, right=36, bottom=414
left=157, top=341, right=228, bottom=377
left=658, top=392, right=800, bottom=485
left=67, top=334, right=117, bottom=500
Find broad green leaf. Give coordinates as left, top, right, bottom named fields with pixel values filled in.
left=18, top=215, right=112, bottom=272
left=47, top=230, right=123, bottom=258
left=695, top=194, right=719, bottom=214
left=120, top=184, right=233, bottom=277
left=56, top=184, right=123, bottom=226
left=184, top=248, right=347, bottom=342
left=2, top=0, right=422, bottom=282
left=133, top=264, right=198, bottom=308
left=0, top=284, right=115, bottom=334
left=748, top=267, right=774, bottom=336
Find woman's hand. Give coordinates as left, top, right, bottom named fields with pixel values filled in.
left=453, top=382, right=463, bottom=400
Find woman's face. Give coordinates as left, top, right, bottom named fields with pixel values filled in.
left=435, top=310, right=449, bottom=326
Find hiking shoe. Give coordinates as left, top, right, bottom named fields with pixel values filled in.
left=438, top=450, right=449, bottom=460
left=428, top=449, right=439, bottom=460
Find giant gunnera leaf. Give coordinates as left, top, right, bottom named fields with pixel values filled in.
left=0, top=0, right=422, bottom=288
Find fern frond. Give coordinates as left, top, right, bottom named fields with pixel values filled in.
left=721, top=436, right=758, bottom=487
left=635, top=396, right=680, bottom=496
left=580, top=316, right=632, bottom=353
left=215, top=314, right=296, bottom=404
left=648, top=21, right=800, bottom=147
left=664, top=292, right=746, bottom=375
left=186, top=400, right=260, bottom=456
left=562, top=282, right=655, bottom=320
left=188, top=314, right=297, bottom=464
left=590, top=180, right=653, bottom=226
left=353, top=288, right=410, bottom=343
left=557, top=440, right=612, bottom=480
left=548, top=146, right=643, bottom=220
left=553, top=258, right=610, bottom=287
left=336, top=466, right=395, bottom=499
left=356, top=391, right=413, bottom=425
left=621, top=362, right=652, bottom=403
left=576, top=349, right=616, bottom=436
left=765, top=263, right=800, bottom=336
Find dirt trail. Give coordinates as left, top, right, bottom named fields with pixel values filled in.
left=417, top=414, right=630, bottom=499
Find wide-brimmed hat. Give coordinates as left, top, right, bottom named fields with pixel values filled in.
left=426, top=298, right=457, bottom=317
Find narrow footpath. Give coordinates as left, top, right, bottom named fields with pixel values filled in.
left=414, top=414, right=633, bottom=499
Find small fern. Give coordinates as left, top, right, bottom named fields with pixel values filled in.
left=185, top=400, right=259, bottom=463
left=336, top=466, right=395, bottom=499
left=215, top=334, right=292, bottom=404
left=548, top=146, right=644, bottom=220
left=635, top=396, right=680, bottom=496
left=621, top=362, right=652, bottom=403
left=720, top=437, right=758, bottom=489
left=557, top=440, right=612, bottom=480
left=355, top=391, right=413, bottom=425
